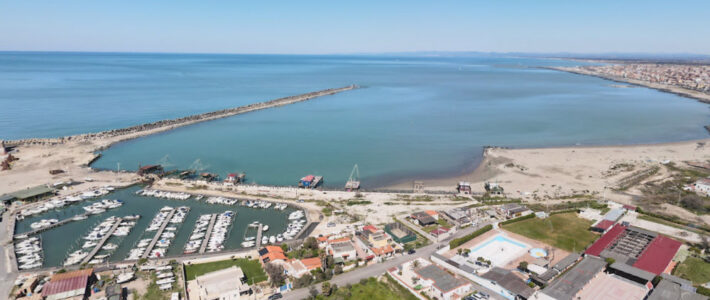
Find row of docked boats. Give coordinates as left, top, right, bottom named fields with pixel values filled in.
left=184, top=214, right=212, bottom=254
left=152, top=206, right=190, bottom=256
left=64, top=216, right=119, bottom=266
left=83, top=199, right=123, bottom=215
left=146, top=206, right=175, bottom=231
left=29, top=218, right=58, bottom=230
left=17, top=186, right=115, bottom=219
left=206, top=211, right=235, bottom=253
left=137, top=189, right=191, bottom=200
left=205, top=196, right=239, bottom=205
left=15, top=237, right=43, bottom=270
left=127, top=238, right=152, bottom=260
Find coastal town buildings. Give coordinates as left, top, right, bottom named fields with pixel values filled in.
left=574, top=64, right=710, bottom=93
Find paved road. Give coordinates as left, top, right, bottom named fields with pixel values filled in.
left=0, top=211, right=18, bottom=298
left=283, top=222, right=504, bottom=300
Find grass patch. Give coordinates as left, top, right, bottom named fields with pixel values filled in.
left=318, top=275, right=419, bottom=300
left=187, top=185, right=207, bottom=190
left=346, top=200, right=372, bottom=206
left=673, top=256, right=710, bottom=285
left=502, top=212, right=597, bottom=252
left=184, top=258, right=267, bottom=283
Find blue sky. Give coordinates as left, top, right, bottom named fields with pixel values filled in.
left=1, top=0, right=708, bottom=54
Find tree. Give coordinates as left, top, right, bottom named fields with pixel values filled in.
left=518, top=261, right=528, bottom=272
left=652, top=275, right=662, bottom=286
left=304, top=237, right=319, bottom=250
left=308, top=286, right=319, bottom=299
left=605, top=257, right=616, bottom=266
left=325, top=255, right=335, bottom=269
left=334, top=265, right=343, bottom=275
left=264, top=263, right=286, bottom=287
left=322, top=281, right=332, bottom=296
left=281, top=243, right=290, bottom=252
left=410, top=259, right=420, bottom=270
left=294, top=275, right=313, bottom=289
left=331, top=283, right=339, bottom=295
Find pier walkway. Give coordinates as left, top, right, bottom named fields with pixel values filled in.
left=82, top=217, right=123, bottom=264
left=142, top=208, right=176, bottom=259
left=255, top=224, right=263, bottom=249
left=198, top=214, right=217, bottom=254
left=15, top=213, right=89, bottom=239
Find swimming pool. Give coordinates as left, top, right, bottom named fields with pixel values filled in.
left=471, top=235, right=528, bottom=252
left=468, top=234, right=530, bottom=267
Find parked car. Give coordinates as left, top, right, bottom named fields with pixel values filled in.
left=408, top=249, right=416, bottom=255
left=268, top=293, right=283, bottom=300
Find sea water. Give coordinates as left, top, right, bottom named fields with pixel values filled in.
left=2, top=52, right=709, bottom=187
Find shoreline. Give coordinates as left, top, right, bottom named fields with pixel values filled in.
left=547, top=66, right=710, bottom=104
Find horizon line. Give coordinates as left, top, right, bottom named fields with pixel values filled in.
left=1, top=49, right=710, bottom=59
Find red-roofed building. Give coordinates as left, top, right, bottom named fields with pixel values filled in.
left=371, top=245, right=395, bottom=258
left=585, top=224, right=627, bottom=257
left=592, top=220, right=616, bottom=233
left=430, top=227, right=451, bottom=237
left=425, top=210, right=440, bottom=220
left=259, top=246, right=287, bottom=264
left=363, top=225, right=378, bottom=233
left=633, top=235, right=682, bottom=275
left=622, top=204, right=637, bottom=211
left=301, top=257, right=323, bottom=271
left=42, top=268, right=95, bottom=300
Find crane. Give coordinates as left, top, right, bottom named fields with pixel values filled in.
left=345, top=164, right=360, bottom=191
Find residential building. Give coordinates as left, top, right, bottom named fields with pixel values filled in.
left=411, top=211, right=436, bottom=226
left=194, top=266, right=251, bottom=300
left=695, top=178, right=710, bottom=196
left=384, top=223, right=417, bottom=244
left=497, top=203, right=531, bottom=219
left=395, top=259, right=472, bottom=300
left=259, top=246, right=287, bottom=264
left=284, top=257, right=322, bottom=278
left=327, top=238, right=357, bottom=261
left=480, top=267, right=535, bottom=299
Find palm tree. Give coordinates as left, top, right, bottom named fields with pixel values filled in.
left=410, top=259, right=420, bottom=271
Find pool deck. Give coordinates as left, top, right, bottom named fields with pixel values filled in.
left=444, top=227, right=572, bottom=271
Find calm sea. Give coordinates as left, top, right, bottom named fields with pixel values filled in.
left=2, top=52, right=709, bottom=187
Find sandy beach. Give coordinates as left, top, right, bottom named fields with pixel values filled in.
left=387, top=139, right=710, bottom=221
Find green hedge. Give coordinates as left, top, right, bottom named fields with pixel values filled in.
left=550, top=208, right=579, bottom=216
left=499, top=213, right=535, bottom=226
left=449, top=224, right=493, bottom=249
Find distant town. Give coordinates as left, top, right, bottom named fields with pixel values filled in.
left=553, top=63, right=710, bottom=105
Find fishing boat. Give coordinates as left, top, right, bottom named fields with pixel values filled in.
left=116, top=272, right=135, bottom=284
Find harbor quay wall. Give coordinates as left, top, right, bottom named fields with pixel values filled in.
left=4, top=85, right=358, bottom=147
